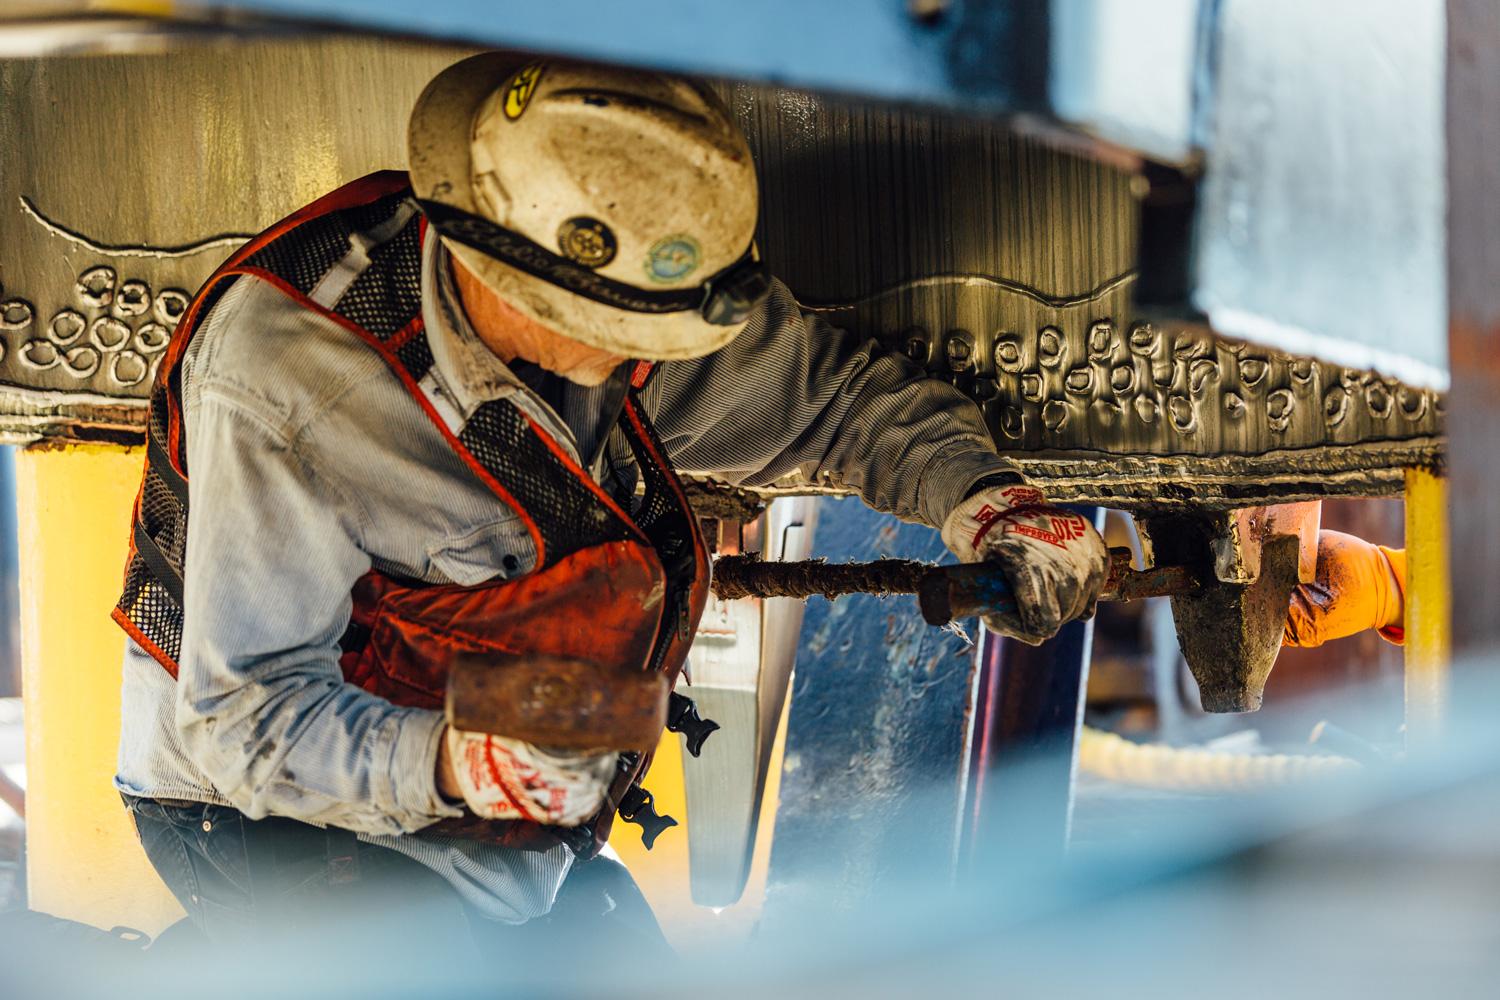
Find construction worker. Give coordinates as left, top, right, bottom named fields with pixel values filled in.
left=1284, top=531, right=1406, bottom=647
left=109, top=55, right=1107, bottom=970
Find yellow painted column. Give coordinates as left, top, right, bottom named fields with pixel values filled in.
left=18, top=443, right=182, bottom=932
left=1403, top=467, right=1451, bottom=747
left=610, top=697, right=791, bottom=952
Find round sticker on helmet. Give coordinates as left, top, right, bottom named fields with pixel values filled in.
left=556, top=216, right=617, bottom=268
left=504, top=64, right=545, bottom=120
left=645, top=236, right=702, bottom=284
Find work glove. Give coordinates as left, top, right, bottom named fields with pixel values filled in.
left=445, top=728, right=615, bottom=826
left=941, top=484, right=1108, bottom=645
left=1283, top=530, right=1406, bottom=647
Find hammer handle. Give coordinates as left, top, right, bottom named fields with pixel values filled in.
left=710, top=548, right=1201, bottom=625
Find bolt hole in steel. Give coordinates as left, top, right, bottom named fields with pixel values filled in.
left=153, top=288, right=190, bottom=327
left=112, top=279, right=151, bottom=319
left=1239, top=357, right=1269, bottom=387
left=75, top=266, right=116, bottom=309
left=1087, top=319, right=1115, bottom=359
left=999, top=405, right=1024, bottom=439
left=19, top=339, right=59, bottom=369
left=1267, top=388, right=1295, bottom=431
left=993, top=334, right=1024, bottom=373
left=1397, top=385, right=1428, bottom=420
left=903, top=328, right=928, bottom=363
left=1110, top=363, right=1135, bottom=394
left=132, top=323, right=170, bottom=354
left=1135, top=392, right=1160, bottom=424
left=109, top=350, right=149, bottom=387
left=1042, top=398, right=1069, bottom=431
left=944, top=330, right=974, bottom=372
left=1366, top=381, right=1394, bottom=419
left=1324, top=385, right=1350, bottom=426
left=88, top=316, right=130, bottom=351
left=1172, top=330, right=1211, bottom=360
left=1020, top=372, right=1044, bottom=402
left=63, top=345, right=100, bottom=379
left=1189, top=358, right=1219, bottom=395
left=0, top=299, right=34, bottom=330
left=1128, top=322, right=1159, bottom=356
left=1167, top=394, right=1196, bottom=433
left=48, top=309, right=86, bottom=345
left=1224, top=391, right=1247, bottom=418
left=1038, top=325, right=1066, bottom=367
left=1064, top=366, right=1093, bottom=395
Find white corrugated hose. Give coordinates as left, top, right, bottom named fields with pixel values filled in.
left=1078, top=725, right=1359, bottom=792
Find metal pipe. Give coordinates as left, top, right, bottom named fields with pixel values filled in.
left=710, top=547, right=1202, bottom=625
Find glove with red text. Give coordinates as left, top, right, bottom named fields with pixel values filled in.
left=445, top=728, right=616, bottom=827
left=941, top=484, right=1108, bottom=645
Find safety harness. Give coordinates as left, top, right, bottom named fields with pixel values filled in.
left=113, top=171, right=710, bottom=856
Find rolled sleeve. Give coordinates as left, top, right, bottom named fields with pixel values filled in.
left=385, top=706, right=464, bottom=824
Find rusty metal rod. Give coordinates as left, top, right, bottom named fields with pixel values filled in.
left=711, top=547, right=1202, bottom=625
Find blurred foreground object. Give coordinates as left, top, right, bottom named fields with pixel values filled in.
left=1077, top=726, right=1357, bottom=792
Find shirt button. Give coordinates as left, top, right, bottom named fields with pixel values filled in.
left=201, top=820, right=212, bottom=832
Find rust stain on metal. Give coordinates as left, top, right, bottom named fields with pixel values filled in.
left=710, top=547, right=1199, bottom=608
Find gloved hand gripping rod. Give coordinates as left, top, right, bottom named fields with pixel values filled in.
left=710, top=547, right=1201, bottom=625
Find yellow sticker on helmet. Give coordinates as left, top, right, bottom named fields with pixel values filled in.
left=503, top=64, right=545, bottom=120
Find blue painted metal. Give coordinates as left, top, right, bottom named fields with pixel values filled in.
left=225, top=0, right=1051, bottom=117
left=959, top=507, right=1104, bottom=868
left=762, top=496, right=980, bottom=920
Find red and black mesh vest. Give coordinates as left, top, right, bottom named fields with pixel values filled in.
left=112, top=171, right=710, bottom=855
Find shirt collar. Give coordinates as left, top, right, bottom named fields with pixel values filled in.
left=419, top=233, right=525, bottom=415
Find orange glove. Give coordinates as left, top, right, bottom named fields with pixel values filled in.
left=1283, top=530, right=1406, bottom=647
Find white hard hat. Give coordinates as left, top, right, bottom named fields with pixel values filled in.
left=408, top=53, right=767, bottom=361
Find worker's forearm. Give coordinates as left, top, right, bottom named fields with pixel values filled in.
left=436, top=725, right=463, bottom=801
left=178, top=672, right=459, bottom=834
left=648, top=280, right=1018, bottom=529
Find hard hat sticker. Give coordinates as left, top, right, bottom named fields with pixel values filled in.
left=503, top=64, right=546, bottom=120
left=645, top=236, right=702, bottom=283
left=556, top=216, right=618, bottom=268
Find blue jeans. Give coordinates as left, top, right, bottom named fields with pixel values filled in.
left=123, top=795, right=672, bottom=981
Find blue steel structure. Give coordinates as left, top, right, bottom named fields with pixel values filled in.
left=763, top=497, right=978, bottom=921
left=230, top=0, right=1053, bottom=120
left=763, top=500, right=1100, bottom=911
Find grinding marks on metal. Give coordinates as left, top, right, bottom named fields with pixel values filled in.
left=0, top=40, right=463, bottom=443
left=0, top=43, right=1447, bottom=491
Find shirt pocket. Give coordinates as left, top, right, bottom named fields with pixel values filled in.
left=426, top=517, right=535, bottom=586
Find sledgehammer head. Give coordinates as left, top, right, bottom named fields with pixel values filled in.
left=1168, top=535, right=1304, bottom=713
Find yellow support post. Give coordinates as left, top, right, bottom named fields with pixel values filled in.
left=17, top=443, right=181, bottom=932
left=609, top=694, right=792, bottom=951
left=1403, top=467, right=1451, bottom=747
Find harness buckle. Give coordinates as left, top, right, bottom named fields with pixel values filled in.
left=617, top=784, right=678, bottom=850
left=666, top=692, right=720, bottom=758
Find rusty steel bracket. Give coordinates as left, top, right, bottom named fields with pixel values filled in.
left=1140, top=501, right=1321, bottom=713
